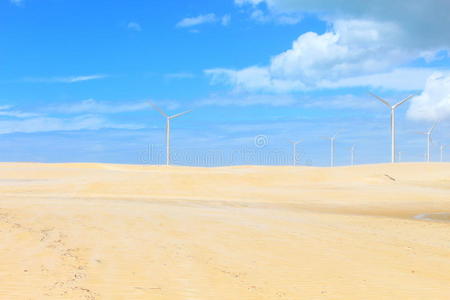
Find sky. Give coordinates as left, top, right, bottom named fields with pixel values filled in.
left=1, top=0, right=450, bottom=166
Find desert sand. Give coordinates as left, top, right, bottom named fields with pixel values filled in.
left=0, top=162, right=449, bottom=299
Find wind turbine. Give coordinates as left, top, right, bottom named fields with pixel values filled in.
left=325, top=133, right=338, bottom=167
left=416, top=123, right=437, bottom=163
left=289, top=140, right=302, bottom=166
left=150, top=103, right=192, bottom=166
left=369, top=93, right=414, bottom=163
left=350, top=145, right=355, bottom=166
left=440, top=144, right=447, bottom=162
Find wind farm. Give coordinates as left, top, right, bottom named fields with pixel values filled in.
left=2, top=0, right=450, bottom=299
left=1, top=60, right=449, bottom=300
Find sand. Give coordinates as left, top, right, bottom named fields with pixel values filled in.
left=0, top=162, right=449, bottom=299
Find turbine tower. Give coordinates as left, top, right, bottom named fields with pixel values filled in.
left=325, top=134, right=338, bottom=167
left=350, top=145, right=355, bottom=166
left=417, top=123, right=436, bottom=163
left=369, top=93, right=414, bottom=163
left=289, top=140, right=302, bottom=166
left=440, top=144, right=447, bottom=162
left=150, top=103, right=192, bottom=166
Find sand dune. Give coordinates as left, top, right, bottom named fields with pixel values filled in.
left=0, top=162, right=449, bottom=299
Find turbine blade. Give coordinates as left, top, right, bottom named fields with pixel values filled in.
left=170, top=109, right=192, bottom=119
left=149, top=102, right=168, bottom=118
left=393, top=95, right=414, bottom=109
left=369, top=92, right=391, bottom=108
left=429, top=122, right=438, bottom=133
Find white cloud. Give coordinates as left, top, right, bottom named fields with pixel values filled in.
left=270, top=20, right=411, bottom=83
left=275, top=14, right=302, bottom=25
left=407, top=72, right=450, bottom=122
left=195, top=93, right=297, bottom=107
left=319, top=68, right=437, bottom=91
left=48, top=99, right=181, bottom=114
left=205, top=66, right=304, bottom=92
left=176, top=13, right=231, bottom=28
left=205, top=19, right=436, bottom=92
left=24, top=74, right=108, bottom=83
left=236, top=0, right=450, bottom=49
left=10, top=0, right=23, bottom=6
left=0, top=102, right=145, bottom=134
left=235, top=0, right=264, bottom=5
left=244, top=7, right=302, bottom=25
left=301, top=94, right=378, bottom=110
left=63, top=75, right=107, bottom=83
left=221, top=15, right=231, bottom=26
left=127, top=22, right=142, bottom=32
left=0, top=105, right=40, bottom=118
left=214, top=1, right=450, bottom=93
left=50, top=99, right=150, bottom=114
left=0, top=115, right=143, bottom=135
left=206, top=66, right=437, bottom=93
left=176, top=14, right=218, bottom=28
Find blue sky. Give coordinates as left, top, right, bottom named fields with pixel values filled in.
left=1, top=0, right=450, bottom=166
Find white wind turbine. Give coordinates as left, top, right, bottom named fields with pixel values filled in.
left=325, top=133, right=338, bottom=167
left=150, top=103, right=192, bottom=166
left=289, top=140, right=302, bottom=166
left=370, top=93, right=414, bottom=163
left=350, top=145, right=355, bottom=166
left=416, top=123, right=437, bottom=163
left=440, top=144, right=447, bottom=162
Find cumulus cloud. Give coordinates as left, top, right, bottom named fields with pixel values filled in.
left=205, top=66, right=304, bottom=92
left=235, top=0, right=450, bottom=49
left=407, top=72, right=450, bottom=121
left=212, top=1, right=450, bottom=93
left=271, top=20, right=410, bottom=83
left=127, top=22, right=142, bottom=32
left=205, top=19, right=430, bottom=92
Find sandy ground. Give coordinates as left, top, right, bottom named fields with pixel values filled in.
left=0, top=162, right=449, bottom=299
